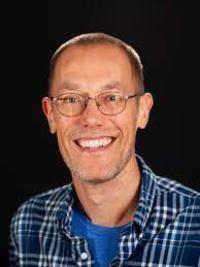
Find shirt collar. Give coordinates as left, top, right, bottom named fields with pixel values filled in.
left=55, top=184, right=74, bottom=234
left=56, top=155, right=158, bottom=236
left=133, top=155, right=157, bottom=233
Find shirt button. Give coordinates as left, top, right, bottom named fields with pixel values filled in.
left=81, top=252, right=88, bottom=260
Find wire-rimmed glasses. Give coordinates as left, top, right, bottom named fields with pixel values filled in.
left=48, top=91, right=142, bottom=117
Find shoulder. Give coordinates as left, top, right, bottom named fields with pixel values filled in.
left=138, top=154, right=200, bottom=210
left=154, top=174, right=200, bottom=212
left=10, top=184, right=72, bottom=234
left=155, top=174, right=199, bottom=197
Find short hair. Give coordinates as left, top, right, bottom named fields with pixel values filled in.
left=48, top=32, right=144, bottom=94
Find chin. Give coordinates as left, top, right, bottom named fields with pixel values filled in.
left=81, top=175, right=116, bottom=185
left=71, top=168, right=118, bottom=185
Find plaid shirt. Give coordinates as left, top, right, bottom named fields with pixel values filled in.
left=9, top=156, right=200, bottom=267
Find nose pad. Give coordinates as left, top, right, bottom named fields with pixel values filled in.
left=80, top=97, right=104, bottom=126
left=84, top=97, right=100, bottom=113
left=96, top=101, right=100, bottom=107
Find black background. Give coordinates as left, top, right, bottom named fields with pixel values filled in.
left=2, top=1, right=200, bottom=266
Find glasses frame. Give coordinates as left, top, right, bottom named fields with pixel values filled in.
left=48, top=92, right=143, bottom=117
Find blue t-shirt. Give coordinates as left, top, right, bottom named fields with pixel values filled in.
left=71, top=206, right=129, bottom=267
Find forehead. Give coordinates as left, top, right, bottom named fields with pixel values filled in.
left=51, top=44, right=136, bottom=95
left=55, top=43, right=131, bottom=68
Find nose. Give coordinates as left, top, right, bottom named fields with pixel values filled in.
left=79, top=98, right=104, bottom=127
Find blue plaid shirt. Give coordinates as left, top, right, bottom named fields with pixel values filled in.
left=9, top=156, right=200, bottom=266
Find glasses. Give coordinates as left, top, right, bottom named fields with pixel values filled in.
left=48, top=92, right=142, bottom=117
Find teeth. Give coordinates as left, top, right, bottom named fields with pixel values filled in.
left=77, top=137, right=113, bottom=149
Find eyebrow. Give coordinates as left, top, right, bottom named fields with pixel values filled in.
left=100, top=81, right=121, bottom=91
left=58, top=81, right=79, bottom=91
left=58, top=80, right=122, bottom=93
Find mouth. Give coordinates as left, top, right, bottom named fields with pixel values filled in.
left=74, top=136, right=116, bottom=151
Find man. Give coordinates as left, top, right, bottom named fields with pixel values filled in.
left=10, top=33, right=200, bottom=267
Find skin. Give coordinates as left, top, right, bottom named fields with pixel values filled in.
left=42, top=44, right=153, bottom=226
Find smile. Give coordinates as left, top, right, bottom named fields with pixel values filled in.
left=75, top=137, right=115, bottom=149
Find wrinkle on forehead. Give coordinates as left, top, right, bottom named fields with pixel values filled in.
left=54, top=80, right=125, bottom=94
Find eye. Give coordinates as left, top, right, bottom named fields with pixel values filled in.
left=60, top=95, right=81, bottom=104
left=103, top=93, right=122, bottom=102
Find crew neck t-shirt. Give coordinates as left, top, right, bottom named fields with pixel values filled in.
left=71, top=206, right=130, bottom=267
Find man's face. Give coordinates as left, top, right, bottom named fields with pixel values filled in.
left=43, top=44, right=152, bottom=184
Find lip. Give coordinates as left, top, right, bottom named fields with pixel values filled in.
left=73, top=136, right=117, bottom=153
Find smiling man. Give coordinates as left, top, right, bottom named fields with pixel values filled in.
left=10, top=33, right=200, bottom=267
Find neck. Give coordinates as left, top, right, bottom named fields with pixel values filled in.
left=73, top=156, right=141, bottom=227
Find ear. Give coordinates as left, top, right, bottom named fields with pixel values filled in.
left=136, top=92, right=153, bottom=129
left=42, top=97, right=57, bottom=134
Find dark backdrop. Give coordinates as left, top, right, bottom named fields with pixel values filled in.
left=2, top=1, right=200, bottom=266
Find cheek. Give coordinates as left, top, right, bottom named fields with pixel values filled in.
left=55, top=117, right=82, bottom=154
left=124, top=123, right=137, bottom=143
left=115, top=108, right=138, bottom=134
left=114, top=118, right=137, bottom=149
left=55, top=120, right=71, bottom=148
left=54, top=115, right=75, bottom=137
left=118, top=111, right=138, bottom=147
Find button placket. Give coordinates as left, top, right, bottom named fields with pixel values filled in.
left=80, top=252, right=88, bottom=260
